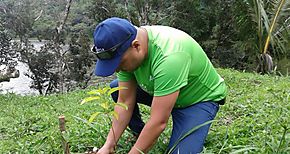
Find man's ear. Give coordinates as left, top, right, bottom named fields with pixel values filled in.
left=131, top=40, right=140, bottom=49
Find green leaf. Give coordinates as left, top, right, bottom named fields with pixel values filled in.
left=80, top=96, right=100, bottom=105
left=111, top=111, right=119, bottom=120
left=100, top=102, right=109, bottom=110
left=87, top=90, right=101, bottom=95
left=114, top=102, right=128, bottom=110
left=73, top=116, right=98, bottom=131
left=89, top=112, right=101, bottom=123
left=87, top=87, right=110, bottom=95
left=108, top=86, right=128, bottom=95
left=101, top=87, right=110, bottom=94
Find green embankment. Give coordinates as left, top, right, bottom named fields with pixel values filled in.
left=0, top=69, right=289, bottom=153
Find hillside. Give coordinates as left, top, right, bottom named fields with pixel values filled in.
left=0, top=69, right=289, bottom=153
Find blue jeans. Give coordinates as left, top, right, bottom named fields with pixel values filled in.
left=110, top=79, right=220, bottom=153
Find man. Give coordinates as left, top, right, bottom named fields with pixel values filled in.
left=93, top=17, right=227, bottom=154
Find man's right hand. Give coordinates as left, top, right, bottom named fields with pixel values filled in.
left=97, top=79, right=137, bottom=154
left=96, top=145, right=114, bottom=154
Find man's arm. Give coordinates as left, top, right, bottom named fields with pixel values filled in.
left=98, top=79, right=137, bottom=153
left=129, top=90, right=179, bottom=154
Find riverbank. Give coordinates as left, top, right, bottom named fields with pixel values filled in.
left=0, top=40, right=47, bottom=95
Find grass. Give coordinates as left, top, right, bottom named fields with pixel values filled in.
left=0, top=68, right=289, bottom=153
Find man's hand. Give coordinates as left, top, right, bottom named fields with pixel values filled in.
left=98, top=79, right=137, bottom=154
left=131, top=90, right=180, bottom=153
left=97, top=145, right=114, bottom=154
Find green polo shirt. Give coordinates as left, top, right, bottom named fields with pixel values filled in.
left=117, top=26, right=227, bottom=108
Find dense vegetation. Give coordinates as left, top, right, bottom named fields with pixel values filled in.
left=0, top=69, right=289, bottom=153
left=0, top=0, right=290, bottom=94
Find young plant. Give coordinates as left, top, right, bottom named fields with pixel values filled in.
left=81, top=86, right=128, bottom=151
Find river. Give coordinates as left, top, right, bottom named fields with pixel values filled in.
left=0, top=40, right=45, bottom=95
left=0, top=62, right=38, bottom=95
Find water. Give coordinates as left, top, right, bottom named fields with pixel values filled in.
left=0, top=40, right=45, bottom=95
left=0, top=62, right=38, bottom=95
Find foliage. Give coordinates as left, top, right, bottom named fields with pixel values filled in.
left=0, top=0, right=289, bottom=91
left=262, top=0, right=287, bottom=55
left=0, top=24, right=16, bottom=66
left=65, top=32, right=95, bottom=88
left=86, top=0, right=124, bottom=24
left=1, top=69, right=289, bottom=153
left=16, top=37, right=95, bottom=95
left=0, top=0, right=38, bottom=40
left=211, top=0, right=246, bottom=69
left=18, top=42, right=59, bottom=95
left=80, top=86, right=128, bottom=152
left=0, top=0, right=95, bottom=94
left=128, top=0, right=174, bottom=26
left=170, top=0, right=212, bottom=41
left=0, top=18, right=19, bottom=82
left=233, top=0, right=290, bottom=67
left=0, top=17, right=18, bottom=83
left=81, top=86, right=128, bottom=123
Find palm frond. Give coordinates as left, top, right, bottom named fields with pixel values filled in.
left=263, top=0, right=286, bottom=54
left=242, top=0, right=289, bottom=56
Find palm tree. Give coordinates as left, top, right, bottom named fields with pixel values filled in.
left=236, top=0, right=289, bottom=74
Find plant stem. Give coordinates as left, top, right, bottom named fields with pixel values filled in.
left=218, top=127, right=229, bottom=154
left=277, top=126, right=288, bottom=152
left=263, top=0, right=285, bottom=54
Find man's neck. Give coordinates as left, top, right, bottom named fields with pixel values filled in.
left=137, top=27, right=149, bottom=58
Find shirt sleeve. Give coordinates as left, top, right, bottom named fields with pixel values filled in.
left=153, top=52, right=191, bottom=96
left=117, top=71, right=134, bottom=82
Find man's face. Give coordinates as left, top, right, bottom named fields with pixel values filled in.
left=116, top=47, right=143, bottom=73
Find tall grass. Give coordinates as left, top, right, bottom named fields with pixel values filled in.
left=0, top=68, right=289, bottom=153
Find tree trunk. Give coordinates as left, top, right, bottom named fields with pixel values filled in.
left=257, top=53, right=274, bottom=74
left=55, top=0, right=73, bottom=93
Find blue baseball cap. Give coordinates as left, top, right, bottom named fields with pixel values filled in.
left=93, top=17, right=137, bottom=77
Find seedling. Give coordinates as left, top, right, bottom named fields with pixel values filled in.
left=81, top=86, right=128, bottom=152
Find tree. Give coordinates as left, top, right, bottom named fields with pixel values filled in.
left=0, top=24, right=16, bottom=66
left=214, top=0, right=246, bottom=69
left=2, top=0, right=95, bottom=94
left=0, top=13, right=19, bottom=82
left=19, top=43, right=58, bottom=94
left=130, top=0, right=174, bottom=26
left=87, top=0, right=124, bottom=22
left=234, top=0, right=290, bottom=73
left=65, top=31, right=95, bottom=90
left=170, top=0, right=211, bottom=40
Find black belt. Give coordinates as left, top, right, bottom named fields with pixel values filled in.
left=216, top=98, right=226, bottom=105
